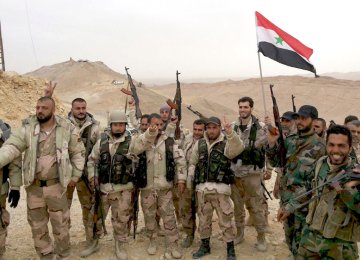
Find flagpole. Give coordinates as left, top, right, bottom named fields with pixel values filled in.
left=257, top=51, right=267, bottom=116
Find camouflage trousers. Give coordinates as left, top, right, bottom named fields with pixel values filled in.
left=297, top=227, right=359, bottom=260
left=66, top=177, right=93, bottom=241
left=231, top=175, right=266, bottom=234
left=0, top=194, right=9, bottom=256
left=172, top=183, right=181, bottom=224
left=179, top=187, right=196, bottom=236
left=197, top=192, right=236, bottom=242
left=283, top=210, right=307, bottom=256
left=141, top=188, right=179, bottom=243
left=26, top=183, right=70, bottom=258
left=90, top=189, right=133, bottom=242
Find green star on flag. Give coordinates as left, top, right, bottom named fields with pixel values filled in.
left=275, top=36, right=284, bottom=45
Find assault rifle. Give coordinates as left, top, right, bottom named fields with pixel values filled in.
left=291, top=95, right=296, bottom=112
left=270, top=84, right=286, bottom=168
left=93, top=163, right=107, bottom=239
left=186, top=105, right=206, bottom=119
left=261, top=182, right=273, bottom=200
left=166, top=70, right=182, bottom=140
left=121, top=67, right=142, bottom=119
left=285, top=168, right=360, bottom=212
left=132, top=159, right=140, bottom=240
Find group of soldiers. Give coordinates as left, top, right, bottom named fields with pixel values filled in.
left=0, top=82, right=359, bottom=260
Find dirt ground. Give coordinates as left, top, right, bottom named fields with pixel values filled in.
left=5, top=175, right=293, bottom=260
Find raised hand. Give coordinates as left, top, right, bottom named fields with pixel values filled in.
left=222, top=116, right=232, bottom=135
left=170, top=115, right=178, bottom=125
left=44, top=81, right=57, bottom=97
left=148, top=124, right=158, bottom=133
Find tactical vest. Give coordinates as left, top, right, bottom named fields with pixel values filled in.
left=233, top=116, right=265, bottom=169
left=306, top=157, right=360, bottom=242
left=194, top=138, right=234, bottom=185
left=98, top=132, right=133, bottom=185
left=134, top=137, right=176, bottom=187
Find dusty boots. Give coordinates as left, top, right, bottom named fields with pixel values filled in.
left=147, top=237, right=157, bottom=255
left=255, top=233, right=267, bottom=252
left=192, top=238, right=211, bottom=259
left=115, top=240, right=128, bottom=260
left=181, top=234, right=194, bottom=248
left=227, top=241, right=236, bottom=260
left=234, top=227, right=244, bottom=245
left=166, top=242, right=182, bottom=259
left=245, top=215, right=254, bottom=226
left=80, top=239, right=100, bottom=257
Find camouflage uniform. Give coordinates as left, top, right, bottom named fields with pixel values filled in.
left=231, top=116, right=268, bottom=246
left=350, top=143, right=360, bottom=164
left=87, top=129, right=156, bottom=242
left=296, top=156, right=359, bottom=259
left=0, top=121, right=22, bottom=257
left=266, top=132, right=326, bottom=256
left=187, top=129, right=244, bottom=243
left=0, top=115, right=85, bottom=258
left=67, top=113, right=100, bottom=242
left=140, top=128, right=186, bottom=256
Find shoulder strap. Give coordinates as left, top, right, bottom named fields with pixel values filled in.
left=100, top=132, right=110, bottom=155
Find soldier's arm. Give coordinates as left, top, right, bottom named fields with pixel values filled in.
left=68, top=127, right=86, bottom=182
left=87, top=138, right=101, bottom=181
left=339, top=185, right=360, bottom=214
left=128, top=106, right=140, bottom=130
left=224, top=130, right=244, bottom=160
left=164, top=121, right=176, bottom=138
left=255, top=123, right=268, bottom=149
left=173, top=144, right=187, bottom=184
left=0, top=127, right=27, bottom=168
left=187, top=141, right=199, bottom=189
left=129, top=128, right=157, bottom=155
left=8, top=156, right=23, bottom=190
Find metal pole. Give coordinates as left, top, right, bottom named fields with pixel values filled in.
left=0, top=21, right=5, bottom=71
left=257, top=51, right=267, bottom=115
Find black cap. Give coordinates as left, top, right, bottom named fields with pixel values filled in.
left=206, top=116, right=221, bottom=126
left=296, top=105, right=318, bottom=119
left=281, top=111, right=297, bottom=121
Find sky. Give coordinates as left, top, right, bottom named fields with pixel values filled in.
left=1, top=0, right=360, bottom=82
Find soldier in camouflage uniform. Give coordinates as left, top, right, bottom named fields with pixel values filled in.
left=0, top=120, right=21, bottom=259
left=83, top=110, right=157, bottom=259
left=312, top=118, right=327, bottom=140
left=347, top=120, right=360, bottom=163
left=187, top=116, right=244, bottom=260
left=266, top=105, right=326, bottom=257
left=178, top=118, right=206, bottom=248
left=0, top=97, right=85, bottom=259
left=292, top=125, right=360, bottom=259
left=66, top=98, right=101, bottom=246
left=138, top=113, right=186, bottom=259
left=230, top=97, right=269, bottom=251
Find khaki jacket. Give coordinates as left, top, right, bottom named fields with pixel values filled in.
left=142, top=131, right=187, bottom=191
left=87, top=129, right=157, bottom=194
left=0, top=115, right=85, bottom=188
left=68, top=113, right=101, bottom=146
left=187, top=129, right=244, bottom=195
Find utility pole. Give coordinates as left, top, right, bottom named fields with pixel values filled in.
left=0, top=21, right=5, bottom=71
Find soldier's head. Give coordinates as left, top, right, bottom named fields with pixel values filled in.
left=109, top=110, right=127, bottom=138
left=36, top=96, right=55, bottom=123
left=159, top=104, right=171, bottom=122
left=313, top=118, right=327, bottom=138
left=206, top=117, right=221, bottom=141
left=295, top=105, right=318, bottom=135
left=280, top=111, right=297, bottom=135
left=71, top=98, right=87, bottom=121
left=326, top=125, right=352, bottom=165
left=347, top=120, right=360, bottom=145
left=149, top=113, right=163, bottom=136
left=140, top=114, right=150, bottom=132
left=193, top=119, right=206, bottom=140
left=344, top=115, right=358, bottom=127
left=238, top=97, right=254, bottom=120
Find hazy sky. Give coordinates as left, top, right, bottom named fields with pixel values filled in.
left=1, top=0, right=360, bottom=81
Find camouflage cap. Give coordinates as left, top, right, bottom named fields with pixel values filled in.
left=296, top=105, right=318, bottom=119
left=206, top=116, right=221, bottom=126
left=281, top=111, right=297, bottom=121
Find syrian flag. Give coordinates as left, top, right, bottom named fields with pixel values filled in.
left=255, top=11, right=317, bottom=76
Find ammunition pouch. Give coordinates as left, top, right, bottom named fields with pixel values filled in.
left=165, top=138, right=176, bottom=182
left=232, top=146, right=265, bottom=169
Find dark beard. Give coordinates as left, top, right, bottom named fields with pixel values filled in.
left=298, top=125, right=312, bottom=135
left=112, top=132, right=124, bottom=138
left=37, top=114, right=52, bottom=123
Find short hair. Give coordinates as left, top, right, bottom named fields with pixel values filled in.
left=141, top=114, right=150, bottom=121
left=349, top=120, right=360, bottom=127
left=238, top=96, right=254, bottom=108
left=37, top=96, right=55, bottom=107
left=193, top=119, right=206, bottom=126
left=71, top=98, right=87, bottom=106
left=314, top=118, right=327, bottom=128
left=326, top=124, right=352, bottom=147
left=149, top=113, right=161, bottom=122
left=344, top=115, right=358, bottom=125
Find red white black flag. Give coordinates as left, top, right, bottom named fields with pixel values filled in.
left=255, top=11, right=317, bottom=76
